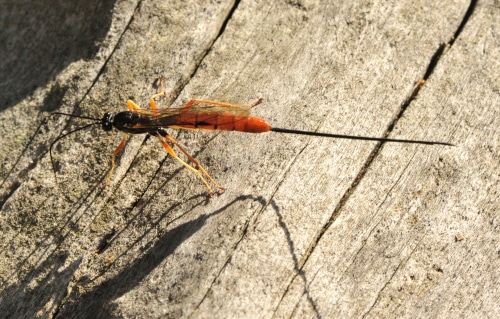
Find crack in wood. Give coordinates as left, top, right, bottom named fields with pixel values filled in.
left=274, top=0, right=478, bottom=314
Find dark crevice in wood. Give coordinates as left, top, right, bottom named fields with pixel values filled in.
left=89, top=0, right=146, bottom=100
left=451, top=0, right=478, bottom=45
left=168, top=0, right=242, bottom=104
left=317, top=0, right=479, bottom=249
left=280, top=0, right=478, bottom=310
left=388, top=0, right=478, bottom=138
left=217, top=0, right=242, bottom=41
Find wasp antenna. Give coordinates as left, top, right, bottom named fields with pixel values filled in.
left=270, top=127, right=454, bottom=146
left=51, top=111, right=102, bottom=122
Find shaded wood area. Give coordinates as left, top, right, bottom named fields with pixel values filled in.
left=1, top=0, right=498, bottom=318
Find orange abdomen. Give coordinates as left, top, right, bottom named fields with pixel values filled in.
left=172, top=114, right=271, bottom=133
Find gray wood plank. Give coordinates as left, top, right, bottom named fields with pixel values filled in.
left=0, top=0, right=238, bottom=317
left=2, top=0, right=496, bottom=318
left=273, top=1, right=499, bottom=318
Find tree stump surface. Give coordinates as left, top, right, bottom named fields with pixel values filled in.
left=0, top=0, right=498, bottom=318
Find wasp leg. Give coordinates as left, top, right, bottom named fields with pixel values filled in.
left=156, top=133, right=216, bottom=197
left=125, top=76, right=165, bottom=112
left=103, top=133, right=129, bottom=188
left=159, top=130, right=225, bottom=193
left=127, top=99, right=141, bottom=111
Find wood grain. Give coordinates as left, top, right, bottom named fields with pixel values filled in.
left=1, top=0, right=497, bottom=318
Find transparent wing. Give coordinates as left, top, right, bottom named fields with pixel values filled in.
left=135, top=102, right=252, bottom=119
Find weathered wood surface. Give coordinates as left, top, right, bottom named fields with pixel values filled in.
left=1, top=0, right=498, bottom=318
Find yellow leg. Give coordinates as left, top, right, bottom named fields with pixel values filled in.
left=163, top=134, right=225, bottom=192
left=126, top=75, right=165, bottom=112
left=127, top=99, right=141, bottom=111
left=157, top=135, right=216, bottom=197
left=104, top=133, right=128, bottom=188
left=104, top=76, right=164, bottom=188
left=111, top=76, right=230, bottom=195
